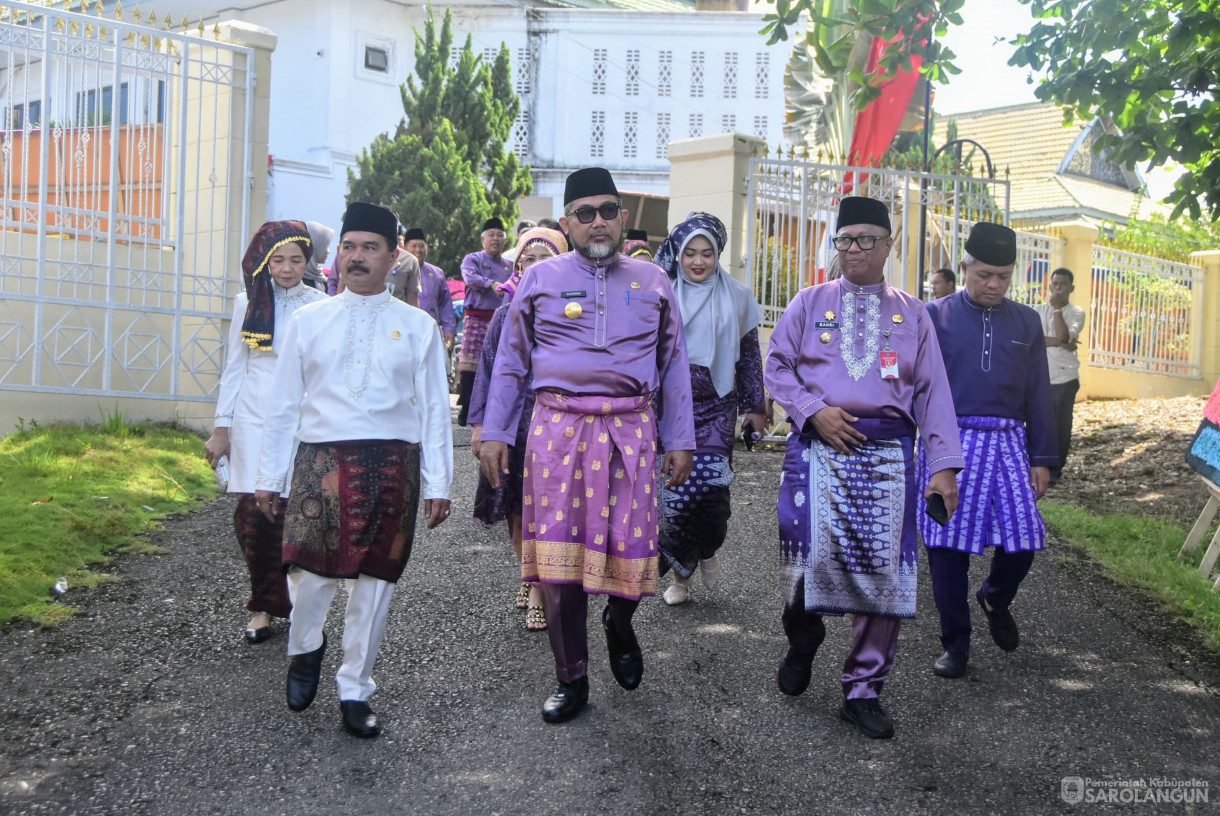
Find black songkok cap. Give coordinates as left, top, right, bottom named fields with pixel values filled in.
left=403, top=227, right=426, bottom=243
left=965, top=221, right=1018, bottom=267
left=482, top=217, right=505, bottom=232
left=341, top=202, right=398, bottom=249
left=836, top=196, right=891, bottom=232
left=626, top=228, right=649, bottom=242
left=564, top=167, right=619, bottom=206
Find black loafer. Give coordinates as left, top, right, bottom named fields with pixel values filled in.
left=340, top=700, right=381, bottom=738
left=602, top=606, right=643, bottom=690
left=286, top=633, right=326, bottom=712
left=840, top=698, right=895, bottom=739
left=541, top=677, right=589, bottom=724
left=977, top=589, right=1020, bottom=651
left=244, top=626, right=272, bottom=645
left=776, top=648, right=814, bottom=696
left=932, top=650, right=969, bottom=678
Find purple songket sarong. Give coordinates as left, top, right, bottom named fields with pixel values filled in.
left=917, top=415, right=1047, bottom=556
left=521, top=390, right=659, bottom=600
left=779, top=417, right=918, bottom=619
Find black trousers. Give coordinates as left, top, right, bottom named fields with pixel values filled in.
left=1050, top=378, right=1080, bottom=479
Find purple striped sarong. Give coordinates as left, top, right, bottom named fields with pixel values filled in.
left=917, top=415, right=1047, bottom=556
left=520, top=391, right=659, bottom=600
left=779, top=418, right=919, bottom=618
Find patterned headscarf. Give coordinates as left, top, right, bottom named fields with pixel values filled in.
left=655, top=211, right=763, bottom=398
left=496, top=226, right=568, bottom=300
left=624, top=239, right=653, bottom=261
left=240, top=220, right=312, bottom=351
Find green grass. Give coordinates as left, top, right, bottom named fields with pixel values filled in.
left=0, top=421, right=216, bottom=626
left=1042, top=501, right=1220, bottom=651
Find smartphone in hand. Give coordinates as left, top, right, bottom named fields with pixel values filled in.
left=925, top=491, right=950, bottom=527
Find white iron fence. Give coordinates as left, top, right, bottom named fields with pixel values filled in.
left=1089, top=244, right=1203, bottom=378
left=745, top=154, right=1011, bottom=327
left=0, top=0, right=254, bottom=403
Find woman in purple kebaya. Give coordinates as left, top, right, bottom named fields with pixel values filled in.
left=653, top=212, right=767, bottom=605
left=467, top=226, right=569, bottom=631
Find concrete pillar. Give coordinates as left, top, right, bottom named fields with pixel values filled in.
left=1192, top=250, right=1220, bottom=390
left=218, top=20, right=276, bottom=244
left=667, top=131, right=767, bottom=285
left=1048, top=220, right=1098, bottom=399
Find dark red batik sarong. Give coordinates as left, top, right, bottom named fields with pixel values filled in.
left=282, top=440, right=421, bottom=583
left=233, top=493, right=291, bottom=618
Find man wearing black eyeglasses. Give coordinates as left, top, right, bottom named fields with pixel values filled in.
left=765, top=195, right=962, bottom=740
left=479, top=167, right=696, bottom=725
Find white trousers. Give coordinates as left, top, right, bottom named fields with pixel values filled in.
left=286, top=567, right=396, bottom=702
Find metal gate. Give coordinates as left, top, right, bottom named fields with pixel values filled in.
left=0, top=0, right=254, bottom=404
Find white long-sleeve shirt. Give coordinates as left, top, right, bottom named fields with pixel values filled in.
left=255, top=287, right=453, bottom=500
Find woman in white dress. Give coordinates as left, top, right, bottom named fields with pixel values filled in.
left=205, top=221, right=327, bottom=643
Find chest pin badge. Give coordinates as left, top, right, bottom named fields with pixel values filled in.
left=819, top=332, right=833, bottom=344
left=892, top=315, right=904, bottom=324
left=631, top=282, right=641, bottom=289
left=390, top=330, right=401, bottom=340
left=824, top=310, right=836, bottom=320
left=565, top=302, right=583, bottom=319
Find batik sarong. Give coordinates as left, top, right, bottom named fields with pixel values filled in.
left=457, top=308, right=494, bottom=374
left=521, top=391, right=659, bottom=600
left=917, top=415, right=1047, bottom=556
left=234, top=493, right=290, bottom=618
left=658, top=453, right=733, bottom=578
left=779, top=417, right=918, bottom=618
left=282, top=440, right=421, bottom=583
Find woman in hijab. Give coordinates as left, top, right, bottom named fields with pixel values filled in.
left=467, top=226, right=568, bottom=631
left=205, top=221, right=328, bottom=642
left=302, top=220, right=334, bottom=293
left=653, top=212, right=767, bottom=605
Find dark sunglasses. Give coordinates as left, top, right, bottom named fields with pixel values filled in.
left=568, top=202, right=622, bottom=224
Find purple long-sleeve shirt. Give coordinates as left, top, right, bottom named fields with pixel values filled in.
left=420, top=261, right=457, bottom=336
left=765, top=278, right=965, bottom=474
left=461, top=250, right=512, bottom=312
left=925, top=291, right=1057, bottom=467
left=481, top=251, right=696, bottom=451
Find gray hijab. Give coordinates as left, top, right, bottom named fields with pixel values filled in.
left=303, top=221, right=334, bottom=287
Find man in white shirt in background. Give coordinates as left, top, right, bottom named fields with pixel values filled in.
left=254, top=202, right=453, bottom=738
left=1033, top=267, right=1086, bottom=484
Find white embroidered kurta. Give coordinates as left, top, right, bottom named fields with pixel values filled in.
left=255, top=288, right=454, bottom=501
left=213, top=282, right=327, bottom=493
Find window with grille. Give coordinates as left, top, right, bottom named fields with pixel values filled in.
left=513, top=110, right=530, bottom=161
left=515, top=48, right=531, bottom=95
left=593, top=49, right=607, bottom=95
left=690, top=51, right=704, bottom=98
left=658, top=51, right=672, bottom=97
left=484, top=46, right=498, bottom=66
left=724, top=52, right=738, bottom=99
left=449, top=47, right=460, bottom=69
left=626, top=49, right=640, bottom=96
left=722, top=114, right=736, bottom=133
left=591, top=111, right=606, bottom=158
left=689, top=113, right=703, bottom=138
left=656, top=113, right=671, bottom=159
left=624, top=112, right=638, bottom=158
left=753, top=115, right=768, bottom=140
left=755, top=53, right=770, bottom=99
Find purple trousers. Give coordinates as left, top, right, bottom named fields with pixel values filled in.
left=540, top=583, right=640, bottom=683
left=926, top=546, right=1035, bottom=653
left=782, top=580, right=901, bottom=700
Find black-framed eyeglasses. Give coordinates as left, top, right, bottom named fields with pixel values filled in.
left=832, top=234, right=886, bottom=251
left=567, top=202, right=622, bottom=224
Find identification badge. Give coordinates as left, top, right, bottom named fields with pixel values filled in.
left=815, top=321, right=840, bottom=330
left=880, top=350, right=899, bottom=379
left=561, top=290, right=587, bottom=298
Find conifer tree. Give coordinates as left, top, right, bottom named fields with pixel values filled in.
left=347, top=8, right=532, bottom=276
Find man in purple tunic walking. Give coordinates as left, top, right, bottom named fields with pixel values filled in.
left=765, top=196, right=964, bottom=739
left=403, top=227, right=457, bottom=350
left=919, top=221, right=1056, bottom=680
left=457, top=218, right=513, bottom=425
left=479, top=167, right=695, bottom=724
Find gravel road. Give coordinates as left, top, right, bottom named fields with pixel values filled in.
left=2, top=423, right=1219, bottom=815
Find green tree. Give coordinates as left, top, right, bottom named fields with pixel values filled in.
left=347, top=8, right=532, bottom=276
left=1008, top=0, right=1220, bottom=220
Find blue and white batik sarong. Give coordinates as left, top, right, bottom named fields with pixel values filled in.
left=659, top=452, right=734, bottom=578
left=917, top=415, right=1047, bottom=556
left=779, top=417, right=918, bottom=619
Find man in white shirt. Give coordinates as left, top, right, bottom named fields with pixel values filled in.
left=1033, top=267, right=1086, bottom=483
left=254, top=202, right=453, bottom=738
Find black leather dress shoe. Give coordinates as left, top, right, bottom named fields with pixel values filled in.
left=244, top=626, right=271, bottom=645
left=776, top=648, right=814, bottom=696
left=340, top=700, right=381, bottom=738
left=541, top=677, right=589, bottom=724
left=977, top=589, right=1020, bottom=651
left=286, top=633, right=326, bottom=712
left=932, top=650, right=969, bottom=678
left=602, top=606, right=643, bottom=690
left=840, top=698, right=895, bottom=739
